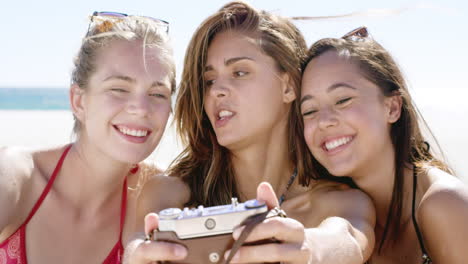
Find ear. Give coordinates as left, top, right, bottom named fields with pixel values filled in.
left=280, top=73, right=296, bottom=104
left=385, top=94, right=403, bottom=123
left=70, top=84, right=86, bottom=123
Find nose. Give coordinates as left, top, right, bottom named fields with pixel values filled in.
left=208, top=79, right=229, bottom=99
left=126, top=93, right=150, bottom=117
left=317, top=107, right=339, bottom=130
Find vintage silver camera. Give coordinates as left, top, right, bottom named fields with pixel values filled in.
left=153, top=198, right=267, bottom=263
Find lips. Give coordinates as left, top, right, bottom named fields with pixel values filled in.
left=320, top=135, right=354, bottom=154
left=113, top=124, right=152, bottom=143
left=218, top=110, right=233, bottom=120
left=213, top=108, right=236, bottom=128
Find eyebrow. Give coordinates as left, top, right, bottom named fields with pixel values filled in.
left=204, top=56, right=254, bottom=72
left=103, top=75, right=167, bottom=88
left=300, top=82, right=357, bottom=106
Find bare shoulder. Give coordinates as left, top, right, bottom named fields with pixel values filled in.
left=289, top=179, right=374, bottom=225
left=0, top=146, right=35, bottom=192
left=0, top=146, right=35, bottom=175
left=419, top=167, right=468, bottom=212
left=417, top=167, right=468, bottom=262
left=136, top=161, right=165, bottom=184
left=312, top=179, right=373, bottom=210
left=0, top=146, right=35, bottom=231
left=137, top=174, right=190, bottom=216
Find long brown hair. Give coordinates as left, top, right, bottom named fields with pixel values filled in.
left=167, top=1, right=313, bottom=206
left=303, top=36, right=452, bottom=251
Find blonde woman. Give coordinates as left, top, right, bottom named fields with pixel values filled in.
left=0, top=12, right=176, bottom=263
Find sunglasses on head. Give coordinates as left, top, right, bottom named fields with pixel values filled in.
left=342, top=26, right=369, bottom=41
left=87, top=11, right=169, bottom=35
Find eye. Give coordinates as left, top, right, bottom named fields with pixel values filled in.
left=233, top=71, right=248, bottom=77
left=205, top=79, right=216, bottom=87
left=110, top=88, right=128, bottom=93
left=149, top=93, right=168, bottom=99
left=302, top=109, right=318, bottom=117
left=336, top=97, right=352, bottom=105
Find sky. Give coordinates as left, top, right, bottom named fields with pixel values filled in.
left=1, top=0, right=467, bottom=174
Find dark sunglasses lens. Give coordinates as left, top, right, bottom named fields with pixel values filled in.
left=357, top=28, right=368, bottom=37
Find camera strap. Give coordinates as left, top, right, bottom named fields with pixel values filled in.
left=223, top=207, right=287, bottom=264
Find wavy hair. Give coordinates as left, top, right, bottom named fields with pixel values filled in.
left=167, top=1, right=313, bottom=206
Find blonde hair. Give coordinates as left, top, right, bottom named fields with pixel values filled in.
left=71, top=15, right=175, bottom=134
left=168, top=1, right=312, bottom=206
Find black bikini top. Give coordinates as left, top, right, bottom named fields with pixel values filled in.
left=412, top=166, right=433, bottom=264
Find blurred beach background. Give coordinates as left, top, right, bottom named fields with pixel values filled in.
left=1, top=0, right=466, bottom=181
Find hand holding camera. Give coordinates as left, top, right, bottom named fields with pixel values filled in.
left=126, top=183, right=311, bottom=264
left=151, top=198, right=268, bottom=263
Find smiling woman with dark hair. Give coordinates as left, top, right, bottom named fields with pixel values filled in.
left=300, top=27, right=468, bottom=263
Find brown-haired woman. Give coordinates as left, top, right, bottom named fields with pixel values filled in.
left=127, top=2, right=376, bottom=263
left=0, top=12, right=176, bottom=263
left=300, top=26, right=468, bottom=263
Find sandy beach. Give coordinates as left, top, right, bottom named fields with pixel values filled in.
left=0, top=109, right=466, bottom=182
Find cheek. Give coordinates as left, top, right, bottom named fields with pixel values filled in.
left=303, top=120, right=317, bottom=152
left=202, top=97, right=215, bottom=123
left=152, top=102, right=172, bottom=122
left=346, top=103, right=389, bottom=137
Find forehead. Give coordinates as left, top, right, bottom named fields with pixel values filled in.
left=98, top=39, right=164, bottom=65
left=303, top=51, right=362, bottom=85
left=206, top=30, right=263, bottom=62
left=94, top=39, right=171, bottom=81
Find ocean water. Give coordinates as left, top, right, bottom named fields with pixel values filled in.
left=0, top=88, right=69, bottom=110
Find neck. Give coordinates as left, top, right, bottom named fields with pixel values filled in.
left=351, top=145, right=413, bottom=230
left=230, top=121, right=293, bottom=201
left=54, top=140, right=131, bottom=213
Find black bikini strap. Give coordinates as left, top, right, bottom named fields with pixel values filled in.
left=411, top=166, right=430, bottom=258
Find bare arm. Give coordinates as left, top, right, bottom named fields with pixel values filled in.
left=135, top=175, right=190, bottom=230
left=309, top=188, right=376, bottom=263
left=0, top=147, right=32, bottom=233
left=124, top=175, right=190, bottom=263
left=418, top=170, right=468, bottom=263
left=225, top=183, right=375, bottom=264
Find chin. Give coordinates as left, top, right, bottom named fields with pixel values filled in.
left=113, top=145, right=154, bottom=164
left=321, top=161, right=355, bottom=178
left=215, top=134, right=237, bottom=148
left=115, top=152, right=149, bottom=165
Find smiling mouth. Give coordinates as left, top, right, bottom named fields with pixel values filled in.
left=217, top=110, right=234, bottom=120
left=114, top=125, right=151, bottom=137
left=323, top=136, right=354, bottom=152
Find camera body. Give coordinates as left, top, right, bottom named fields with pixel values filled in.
left=153, top=198, right=267, bottom=263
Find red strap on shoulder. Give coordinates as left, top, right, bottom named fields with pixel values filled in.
left=23, top=144, right=72, bottom=225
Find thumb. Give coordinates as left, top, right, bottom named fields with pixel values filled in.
left=256, top=182, right=280, bottom=209
left=144, top=212, right=159, bottom=236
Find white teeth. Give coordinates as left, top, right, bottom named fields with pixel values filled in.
left=325, top=136, right=352, bottom=151
left=118, top=126, right=148, bottom=137
left=218, top=110, right=233, bottom=119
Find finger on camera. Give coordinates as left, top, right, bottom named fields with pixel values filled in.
left=233, top=217, right=305, bottom=243
left=144, top=213, right=159, bottom=235
left=134, top=240, right=188, bottom=262
left=226, top=243, right=307, bottom=263
left=256, top=182, right=279, bottom=209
